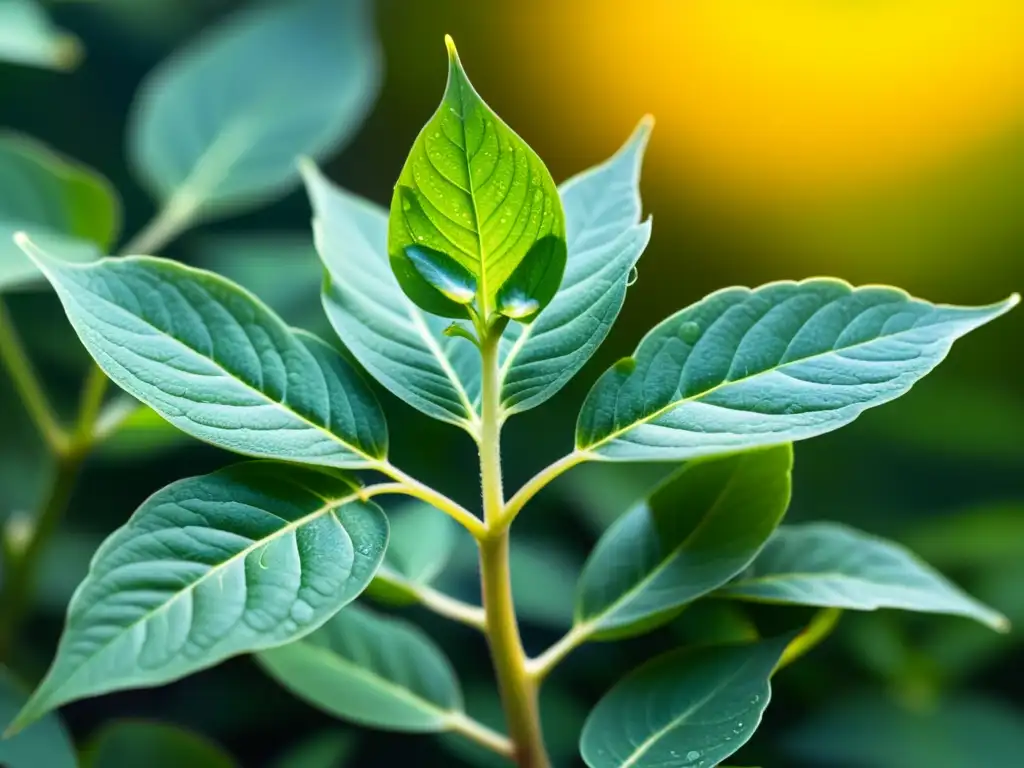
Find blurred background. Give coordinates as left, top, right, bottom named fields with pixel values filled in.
left=1, top=0, right=1022, bottom=766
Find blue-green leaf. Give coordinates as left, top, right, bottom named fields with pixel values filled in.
left=388, top=36, right=566, bottom=318
left=0, top=0, right=80, bottom=70
left=0, top=669, right=76, bottom=768
left=84, top=721, right=237, bottom=768
left=499, top=118, right=652, bottom=414
left=7, top=462, right=387, bottom=734
left=0, top=134, right=119, bottom=291
left=576, top=446, right=792, bottom=639
left=129, top=0, right=380, bottom=221
left=577, top=280, right=1018, bottom=460
left=19, top=238, right=387, bottom=468
left=719, top=522, right=1007, bottom=630
left=367, top=501, right=457, bottom=606
left=257, top=604, right=462, bottom=733
left=580, top=635, right=791, bottom=767
left=305, top=163, right=482, bottom=431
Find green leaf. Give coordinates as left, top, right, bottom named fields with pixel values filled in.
left=0, top=133, right=119, bottom=291
left=718, top=522, right=1007, bottom=631
left=575, top=446, right=792, bottom=639
left=511, top=538, right=581, bottom=629
left=0, top=0, right=81, bottom=70
left=129, top=0, right=380, bottom=222
left=388, top=36, right=566, bottom=318
left=305, top=163, right=483, bottom=431
left=499, top=118, right=652, bottom=413
left=402, top=242, right=478, bottom=307
left=271, top=730, right=356, bottom=768
left=256, top=603, right=463, bottom=732
left=7, top=462, right=387, bottom=733
left=494, top=235, right=568, bottom=321
left=94, top=399, right=192, bottom=460
left=580, top=635, right=791, bottom=768
left=367, top=501, right=457, bottom=605
left=576, top=280, right=1019, bottom=460
left=19, top=239, right=388, bottom=468
left=84, top=721, right=237, bottom=768
left=0, top=668, right=76, bottom=768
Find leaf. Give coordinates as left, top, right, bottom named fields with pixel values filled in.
left=784, top=693, right=1024, bottom=768
left=0, top=133, right=119, bottom=291
left=579, top=635, right=791, bottom=768
left=271, top=730, right=356, bottom=768
left=718, top=522, right=1007, bottom=631
left=0, top=0, right=81, bottom=70
left=305, top=163, right=483, bottom=430
left=575, top=446, right=792, bottom=639
left=387, top=36, right=566, bottom=318
left=20, top=238, right=388, bottom=468
left=576, top=280, right=1019, bottom=461
left=256, top=603, right=463, bottom=732
left=494, top=235, right=568, bottom=321
left=7, top=461, right=387, bottom=733
left=904, top=502, right=1024, bottom=570
left=510, top=538, right=581, bottom=629
left=499, top=117, right=653, bottom=414
left=94, top=399, right=192, bottom=460
left=129, top=0, right=381, bottom=221
left=0, top=668, right=76, bottom=768
left=83, top=721, right=237, bottom=768
left=367, top=501, right=457, bottom=605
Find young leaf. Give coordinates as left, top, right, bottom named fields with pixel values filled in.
left=84, top=721, right=237, bottom=768
left=271, top=730, right=356, bottom=768
left=304, top=163, right=483, bottom=431
left=129, top=0, right=380, bottom=222
left=257, top=603, right=463, bottom=732
left=402, top=242, right=478, bottom=307
left=7, top=462, right=387, bottom=734
left=718, top=522, right=1008, bottom=631
left=0, top=0, right=80, bottom=70
left=575, top=446, right=792, bottom=639
left=367, top=501, right=457, bottom=606
left=0, top=669, right=76, bottom=768
left=19, top=238, right=388, bottom=469
left=579, top=635, right=791, bottom=767
left=576, top=280, right=1019, bottom=461
left=499, top=118, right=653, bottom=414
left=495, top=235, right=568, bottom=321
left=388, top=36, right=566, bottom=318
left=0, top=133, right=119, bottom=291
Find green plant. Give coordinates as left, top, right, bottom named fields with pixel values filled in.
left=0, top=10, right=1019, bottom=767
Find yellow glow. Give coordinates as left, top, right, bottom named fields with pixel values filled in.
left=538, top=0, right=1024, bottom=200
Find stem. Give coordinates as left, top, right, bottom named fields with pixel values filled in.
left=367, top=472, right=486, bottom=539
left=478, top=328, right=550, bottom=768
left=775, top=608, right=843, bottom=674
left=446, top=712, right=516, bottom=759
left=417, top=584, right=487, bottom=632
left=119, top=194, right=199, bottom=256
left=0, top=297, right=67, bottom=454
left=527, top=622, right=593, bottom=683
left=500, top=451, right=589, bottom=527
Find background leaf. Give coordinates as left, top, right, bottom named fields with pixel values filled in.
left=576, top=446, right=792, bottom=639
left=718, top=522, right=1006, bottom=630
left=0, top=0, right=80, bottom=71
left=580, top=635, right=791, bottom=768
left=577, top=280, right=1018, bottom=461
left=23, top=243, right=388, bottom=468
left=499, top=117, right=652, bottom=414
left=9, top=462, right=387, bottom=732
left=387, top=36, right=565, bottom=316
left=83, top=720, right=237, bottom=768
left=270, top=730, right=356, bottom=768
left=257, top=603, right=463, bottom=733
left=129, top=0, right=381, bottom=221
left=0, top=133, right=118, bottom=291
left=368, top=501, right=457, bottom=606
left=0, top=668, right=76, bottom=768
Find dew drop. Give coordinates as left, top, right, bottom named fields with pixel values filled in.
left=416, top=235, right=425, bottom=241
left=402, top=198, right=412, bottom=213
left=685, top=750, right=701, bottom=762
left=677, top=320, right=701, bottom=344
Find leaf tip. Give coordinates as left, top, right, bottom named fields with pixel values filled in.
left=1007, top=292, right=1021, bottom=311
left=613, top=356, right=637, bottom=375
left=991, top=612, right=1012, bottom=634
left=444, top=34, right=459, bottom=61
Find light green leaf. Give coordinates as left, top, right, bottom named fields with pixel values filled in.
left=577, top=280, right=1019, bottom=461
left=20, top=238, right=388, bottom=468
left=305, top=163, right=483, bottom=431
left=84, top=721, right=237, bottom=768
left=7, top=462, right=387, bottom=733
left=0, top=669, right=76, bottom=768
left=580, top=635, right=791, bottom=768
left=0, top=0, right=81, bottom=70
left=388, top=36, right=566, bottom=318
left=367, top=501, right=457, bottom=605
left=257, top=603, right=463, bottom=732
left=271, top=730, right=356, bottom=768
left=576, top=446, right=792, bottom=639
left=718, top=522, right=1007, bottom=631
left=129, top=0, right=380, bottom=222
left=499, top=118, right=652, bottom=414
left=0, top=133, right=119, bottom=291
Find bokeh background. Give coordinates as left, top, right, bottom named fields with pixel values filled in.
left=1, top=1, right=1022, bottom=766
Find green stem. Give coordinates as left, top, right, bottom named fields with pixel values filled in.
left=527, top=622, right=593, bottom=683
left=478, top=329, right=550, bottom=768
left=119, top=194, right=199, bottom=256
left=500, top=450, right=588, bottom=527
left=0, top=297, right=67, bottom=454
left=775, top=608, right=843, bottom=673
left=446, top=712, right=516, bottom=759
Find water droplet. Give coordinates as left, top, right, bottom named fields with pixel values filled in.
left=677, top=320, right=700, bottom=344
left=402, top=199, right=412, bottom=212
left=626, top=267, right=639, bottom=287
left=416, top=235, right=425, bottom=241
left=686, top=750, right=701, bottom=762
